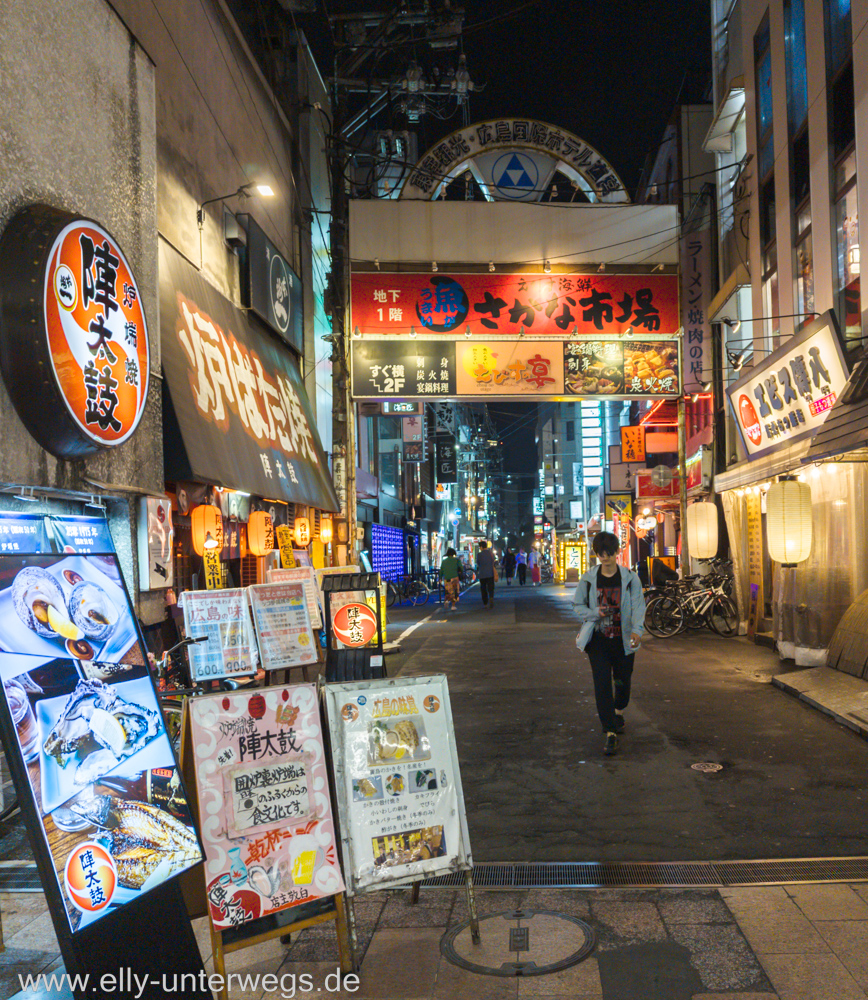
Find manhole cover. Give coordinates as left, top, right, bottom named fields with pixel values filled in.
left=441, top=909, right=595, bottom=977
left=691, top=762, right=724, bottom=772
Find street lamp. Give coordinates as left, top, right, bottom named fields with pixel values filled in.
left=197, top=182, right=274, bottom=229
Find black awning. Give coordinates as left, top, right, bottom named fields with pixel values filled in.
left=806, top=350, right=868, bottom=461
left=159, top=239, right=339, bottom=512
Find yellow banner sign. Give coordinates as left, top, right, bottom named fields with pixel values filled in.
left=275, top=525, right=296, bottom=568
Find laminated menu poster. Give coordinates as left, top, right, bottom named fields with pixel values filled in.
left=179, top=589, right=258, bottom=682
left=268, top=566, right=322, bottom=629
left=324, top=675, right=472, bottom=893
left=0, top=647, right=203, bottom=934
left=247, top=582, right=317, bottom=672
left=188, top=685, right=345, bottom=929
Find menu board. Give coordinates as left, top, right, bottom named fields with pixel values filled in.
left=268, top=566, right=322, bottom=629
left=188, top=685, right=344, bottom=929
left=247, top=583, right=317, bottom=672
left=563, top=339, right=680, bottom=395
left=49, top=516, right=116, bottom=555
left=179, top=590, right=258, bottom=681
left=746, top=492, right=764, bottom=638
left=0, top=513, right=50, bottom=555
left=0, top=582, right=202, bottom=936
left=324, top=676, right=472, bottom=892
left=0, top=554, right=145, bottom=666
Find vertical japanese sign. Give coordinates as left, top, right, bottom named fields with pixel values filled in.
left=248, top=583, right=317, bottom=672
left=402, top=415, right=427, bottom=462
left=276, top=525, right=296, bottom=568
left=203, top=549, right=222, bottom=590
left=179, top=590, right=258, bottom=681
left=680, top=229, right=712, bottom=392
left=435, top=437, right=457, bottom=484
left=324, top=676, right=472, bottom=892
left=188, top=685, right=344, bottom=930
left=621, top=426, right=646, bottom=463
left=745, top=492, right=764, bottom=638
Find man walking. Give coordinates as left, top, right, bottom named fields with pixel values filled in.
left=476, top=540, right=496, bottom=609
left=573, top=532, right=645, bottom=756
left=502, top=548, right=516, bottom=586
left=515, top=547, right=528, bottom=586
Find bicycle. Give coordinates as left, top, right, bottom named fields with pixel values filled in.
left=386, top=575, right=430, bottom=607
left=645, top=575, right=738, bottom=638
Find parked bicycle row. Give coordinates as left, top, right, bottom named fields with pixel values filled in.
left=643, top=557, right=738, bottom=638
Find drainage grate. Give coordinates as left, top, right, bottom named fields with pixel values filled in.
left=421, top=857, right=868, bottom=890
left=0, top=864, right=44, bottom=892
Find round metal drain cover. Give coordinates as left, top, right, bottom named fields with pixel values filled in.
left=691, top=762, right=724, bottom=772
left=441, top=909, right=595, bottom=977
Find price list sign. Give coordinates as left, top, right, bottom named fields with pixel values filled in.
left=248, top=582, right=317, bottom=672
left=179, top=589, right=257, bottom=681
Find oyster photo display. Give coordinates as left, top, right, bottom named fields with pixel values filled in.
left=43, top=678, right=160, bottom=786
left=368, top=717, right=429, bottom=767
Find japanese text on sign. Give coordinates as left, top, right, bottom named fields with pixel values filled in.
left=226, top=757, right=313, bottom=836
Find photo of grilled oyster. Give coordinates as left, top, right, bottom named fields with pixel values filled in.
left=368, top=716, right=429, bottom=767
left=11, top=567, right=76, bottom=640
left=68, top=581, right=118, bottom=642
left=70, top=794, right=201, bottom=890
left=42, top=678, right=160, bottom=786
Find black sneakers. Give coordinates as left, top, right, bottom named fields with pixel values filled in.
left=604, top=732, right=619, bottom=756
left=613, top=714, right=625, bottom=732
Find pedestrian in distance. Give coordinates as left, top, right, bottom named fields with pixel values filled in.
left=515, top=546, right=528, bottom=586
left=528, top=547, right=541, bottom=586
left=440, top=547, right=461, bottom=611
left=502, top=548, right=516, bottom=585
left=573, top=531, right=646, bottom=757
left=476, top=540, right=496, bottom=609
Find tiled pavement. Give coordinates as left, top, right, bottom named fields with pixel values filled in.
left=5, top=883, right=868, bottom=999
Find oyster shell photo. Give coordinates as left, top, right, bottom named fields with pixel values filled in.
left=42, top=678, right=160, bottom=786
left=68, top=581, right=118, bottom=641
left=11, top=567, right=76, bottom=640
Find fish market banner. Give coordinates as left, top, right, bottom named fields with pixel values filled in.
left=727, top=311, right=848, bottom=460
left=188, top=685, right=344, bottom=929
left=324, top=675, right=472, bottom=892
left=352, top=338, right=681, bottom=400
left=160, top=239, right=339, bottom=511
left=351, top=272, right=678, bottom=338
left=0, top=206, right=150, bottom=459
left=0, top=550, right=202, bottom=933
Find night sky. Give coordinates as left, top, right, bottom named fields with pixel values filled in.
left=281, top=0, right=712, bottom=528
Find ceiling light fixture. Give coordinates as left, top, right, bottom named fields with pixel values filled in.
left=409, top=326, right=418, bottom=338
left=488, top=261, right=495, bottom=272
left=465, top=325, right=473, bottom=338
left=543, top=260, right=551, bottom=274
left=432, top=261, right=438, bottom=272
left=622, top=326, right=634, bottom=338
left=722, top=317, right=742, bottom=334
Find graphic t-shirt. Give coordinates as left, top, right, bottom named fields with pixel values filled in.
left=596, top=568, right=622, bottom=639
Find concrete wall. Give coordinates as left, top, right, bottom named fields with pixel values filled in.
left=0, top=0, right=161, bottom=619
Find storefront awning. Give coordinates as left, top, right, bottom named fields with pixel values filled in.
left=708, top=263, right=750, bottom=323
left=806, top=350, right=868, bottom=461
left=714, top=437, right=813, bottom=491
left=159, top=239, right=339, bottom=512
left=703, top=80, right=745, bottom=153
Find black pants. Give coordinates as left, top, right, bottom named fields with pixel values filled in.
left=517, top=564, right=526, bottom=585
left=480, top=576, right=495, bottom=605
left=586, top=631, right=635, bottom=732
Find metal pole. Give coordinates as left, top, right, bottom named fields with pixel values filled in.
left=678, top=395, right=690, bottom=574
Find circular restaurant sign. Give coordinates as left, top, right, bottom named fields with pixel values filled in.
left=0, top=205, right=150, bottom=459
left=332, top=602, right=378, bottom=648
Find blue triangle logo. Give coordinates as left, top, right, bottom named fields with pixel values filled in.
left=496, top=155, right=534, bottom=189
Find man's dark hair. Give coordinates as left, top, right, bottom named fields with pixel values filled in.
left=446, top=547, right=456, bottom=557
left=592, top=531, right=620, bottom=557
left=479, top=540, right=488, bottom=549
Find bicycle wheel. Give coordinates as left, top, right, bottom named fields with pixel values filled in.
left=386, top=581, right=398, bottom=607
left=645, top=595, right=684, bottom=637
left=411, top=582, right=430, bottom=606
left=709, top=595, right=739, bottom=637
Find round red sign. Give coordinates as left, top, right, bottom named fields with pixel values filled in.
left=738, top=394, right=763, bottom=447
left=332, top=603, right=378, bottom=647
left=44, top=219, right=150, bottom=447
left=64, top=842, right=117, bottom=913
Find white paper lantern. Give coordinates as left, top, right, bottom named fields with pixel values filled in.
left=766, top=478, right=812, bottom=566
left=685, top=501, right=718, bottom=559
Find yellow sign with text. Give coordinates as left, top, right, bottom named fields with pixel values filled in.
left=203, top=548, right=222, bottom=590
left=275, top=525, right=296, bottom=568
left=621, top=426, right=646, bottom=463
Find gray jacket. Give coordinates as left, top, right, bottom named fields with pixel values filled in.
left=573, top=565, right=646, bottom=655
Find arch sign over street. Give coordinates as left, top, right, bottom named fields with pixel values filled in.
left=399, top=118, right=630, bottom=203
